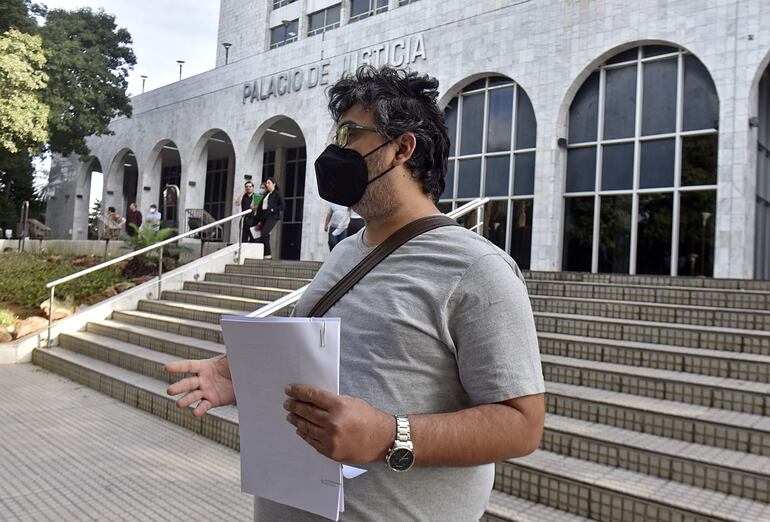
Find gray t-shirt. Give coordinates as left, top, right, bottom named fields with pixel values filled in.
left=255, top=223, right=544, bottom=521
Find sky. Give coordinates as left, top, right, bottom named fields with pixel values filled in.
left=37, top=1, right=221, bottom=205
left=42, top=0, right=220, bottom=96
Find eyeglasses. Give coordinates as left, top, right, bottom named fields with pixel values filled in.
left=333, top=123, right=379, bottom=148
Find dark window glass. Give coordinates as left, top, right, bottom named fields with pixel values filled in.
left=284, top=199, right=294, bottom=221
left=308, top=5, right=340, bottom=35
left=510, top=199, right=533, bottom=269
left=441, top=161, right=454, bottom=199
left=457, top=158, right=481, bottom=198
left=640, top=139, right=675, bottom=188
left=484, top=199, right=508, bottom=251
left=460, top=93, right=485, bottom=155
left=681, top=134, right=718, bottom=186
left=643, top=45, right=678, bottom=58
left=603, top=65, right=637, bottom=139
left=516, top=88, right=537, bottom=150
left=566, top=146, right=597, bottom=193
left=487, top=87, right=513, bottom=152
left=445, top=99, right=457, bottom=157
left=513, top=152, right=535, bottom=196
left=562, top=196, right=594, bottom=271
left=270, top=19, right=298, bottom=47
left=485, top=155, right=510, bottom=197
left=677, top=190, right=716, bottom=276
left=488, top=76, right=514, bottom=87
left=350, top=0, right=369, bottom=16
left=683, top=55, right=719, bottom=131
left=606, top=48, right=638, bottom=64
left=601, top=143, right=634, bottom=191
left=463, top=79, right=486, bottom=92
left=569, top=72, right=599, bottom=144
left=642, top=58, right=677, bottom=136
left=636, top=192, right=673, bottom=275
left=598, top=195, right=632, bottom=273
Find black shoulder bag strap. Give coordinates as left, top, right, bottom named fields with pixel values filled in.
left=306, top=214, right=459, bottom=317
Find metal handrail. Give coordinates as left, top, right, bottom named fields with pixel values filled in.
left=247, top=197, right=491, bottom=318
left=44, top=207, right=254, bottom=348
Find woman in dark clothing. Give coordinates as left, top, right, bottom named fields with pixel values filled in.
left=258, top=177, right=284, bottom=259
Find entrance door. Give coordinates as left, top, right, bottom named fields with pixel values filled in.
left=280, top=146, right=306, bottom=260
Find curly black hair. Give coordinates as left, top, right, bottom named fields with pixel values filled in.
left=326, top=65, right=450, bottom=202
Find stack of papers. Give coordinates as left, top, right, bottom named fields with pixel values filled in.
left=221, top=316, right=364, bottom=521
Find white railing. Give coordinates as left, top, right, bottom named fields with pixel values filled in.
left=44, top=208, right=255, bottom=348
left=247, top=197, right=491, bottom=318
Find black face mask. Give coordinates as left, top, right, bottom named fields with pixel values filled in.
left=314, top=140, right=396, bottom=207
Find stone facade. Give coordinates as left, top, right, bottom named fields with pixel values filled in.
left=44, top=0, right=770, bottom=278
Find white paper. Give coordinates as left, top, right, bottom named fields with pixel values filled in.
left=221, top=316, right=345, bottom=520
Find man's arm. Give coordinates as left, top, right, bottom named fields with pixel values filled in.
left=234, top=191, right=244, bottom=206
left=284, top=385, right=544, bottom=466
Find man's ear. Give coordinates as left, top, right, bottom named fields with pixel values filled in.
left=394, top=133, right=417, bottom=165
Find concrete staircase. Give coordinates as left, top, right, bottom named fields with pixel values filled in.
left=33, top=260, right=770, bottom=521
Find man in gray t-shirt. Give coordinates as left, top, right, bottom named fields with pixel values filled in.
left=166, top=65, right=545, bottom=521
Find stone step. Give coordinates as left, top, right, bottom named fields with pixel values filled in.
left=183, top=280, right=295, bottom=302
left=112, top=310, right=225, bottom=344
left=242, top=258, right=322, bottom=271
left=531, top=296, right=770, bottom=331
left=495, top=450, right=770, bottom=522
left=482, top=490, right=597, bottom=522
left=545, top=382, right=770, bottom=456
left=534, top=312, right=770, bottom=355
left=32, top=346, right=240, bottom=450
left=58, top=331, right=184, bottom=384
left=204, top=271, right=312, bottom=290
left=538, top=332, right=770, bottom=383
left=86, top=319, right=224, bottom=360
left=161, top=289, right=271, bottom=314
left=526, top=280, right=770, bottom=311
left=137, top=299, right=244, bottom=325
left=541, top=354, right=770, bottom=415
left=542, top=415, right=770, bottom=502
left=524, top=270, right=770, bottom=292
left=225, top=263, right=319, bottom=279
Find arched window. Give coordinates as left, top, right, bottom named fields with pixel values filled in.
left=441, top=75, right=537, bottom=268
left=563, top=45, right=719, bottom=276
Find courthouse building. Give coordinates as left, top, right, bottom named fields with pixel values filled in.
left=45, top=0, right=770, bottom=279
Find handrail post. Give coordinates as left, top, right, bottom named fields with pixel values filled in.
left=157, top=245, right=165, bottom=299
left=237, top=215, right=244, bottom=263
left=46, top=286, right=54, bottom=348
left=476, top=205, right=483, bottom=235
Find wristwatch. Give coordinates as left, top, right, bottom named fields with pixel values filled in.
left=385, top=415, right=415, bottom=472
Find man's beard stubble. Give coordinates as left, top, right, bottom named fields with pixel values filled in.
left=352, top=149, right=400, bottom=222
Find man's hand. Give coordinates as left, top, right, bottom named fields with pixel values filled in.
left=284, top=384, right=394, bottom=465
left=165, top=355, right=235, bottom=416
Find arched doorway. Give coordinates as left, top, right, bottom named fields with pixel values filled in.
left=253, top=118, right=307, bottom=260
left=85, top=158, right=103, bottom=239
left=153, top=140, right=182, bottom=229
left=440, top=74, right=537, bottom=269
left=756, top=64, right=770, bottom=280
left=105, top=149, right=138, bottom=220
left=199, top=131, right=235, bottom=240
left=562, top=44, right=719, bottom=276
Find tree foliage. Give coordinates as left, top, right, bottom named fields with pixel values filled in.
left=40, top=8, right=136, bottom=156
left=0, top=28, right=49, bottom=154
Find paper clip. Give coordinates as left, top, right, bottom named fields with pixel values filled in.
left=320, top=321, right=326, bottom=348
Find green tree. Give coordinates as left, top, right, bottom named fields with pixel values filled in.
left=40, top=7, right=136, bottom=156
left=0, top=0, right=39, bottom=34
left=0, top=28, right=49, bottom=154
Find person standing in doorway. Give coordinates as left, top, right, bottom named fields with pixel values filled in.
left=235, top=181, right=259, bottom=243
left=324, top=203, right=351, bottom=251
left=125, top=203, right=142, bottom=236
left=258, top=177, right=284, bottom=259
left=144, top=204, right=162, bottom=231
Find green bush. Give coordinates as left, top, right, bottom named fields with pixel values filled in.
left=121, top=225, right=188, bottom=277
left=0, top=252, right=125, bottom=308
left=0, top=308, right=17, bottom=328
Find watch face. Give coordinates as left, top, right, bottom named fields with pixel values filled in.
left=389, top=448, right=414, bottom=472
